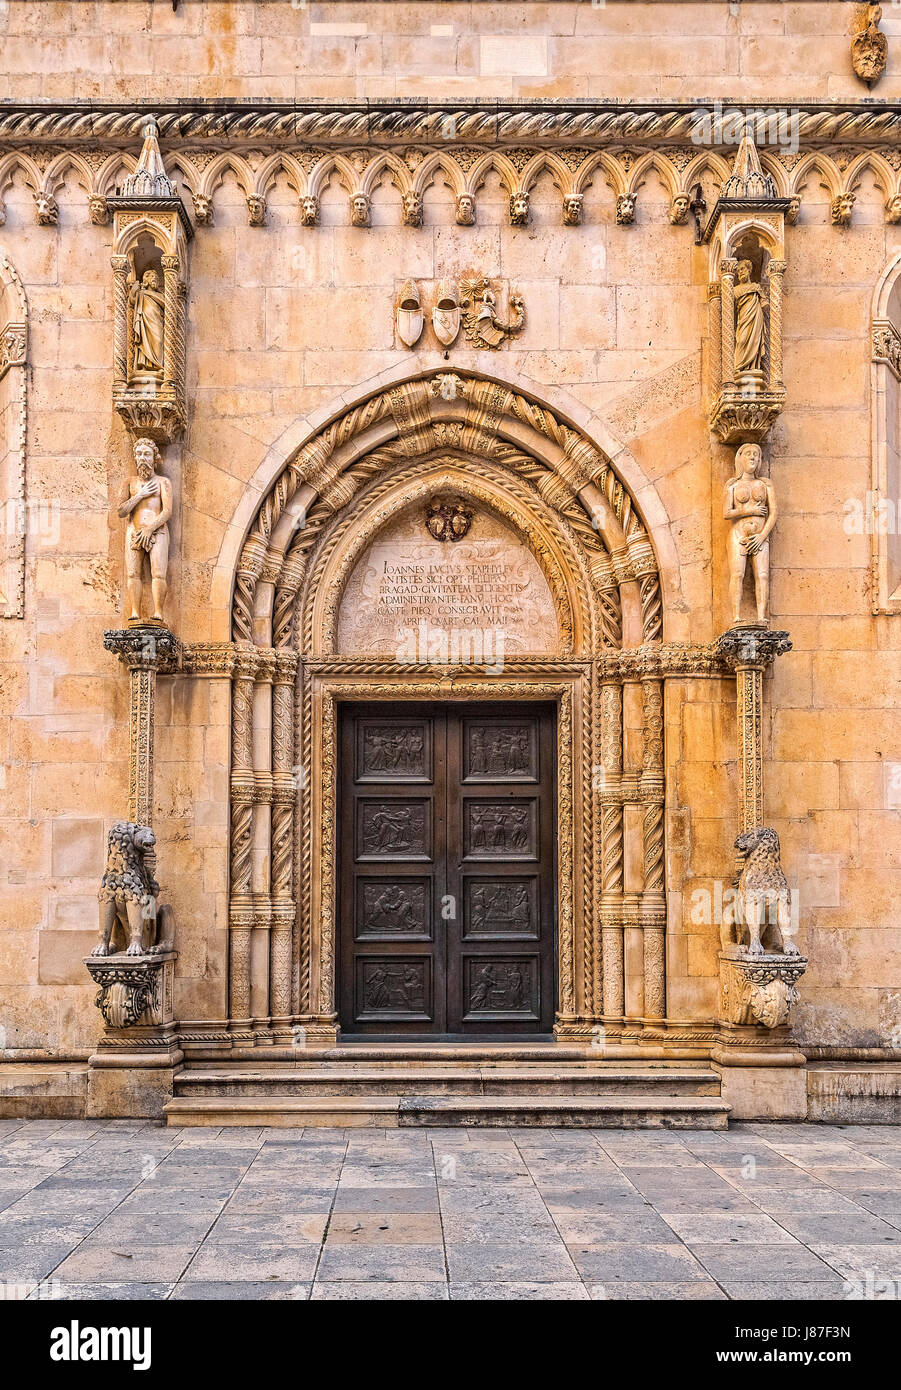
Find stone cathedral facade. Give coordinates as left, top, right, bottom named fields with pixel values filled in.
left=0, top=0, right=900, bottom=1126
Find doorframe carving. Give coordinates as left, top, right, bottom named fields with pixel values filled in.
left=220, top=371, right=683, bottom=1050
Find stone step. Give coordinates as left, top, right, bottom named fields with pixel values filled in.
left=174, top=1066, right=720, bottom=1098
left=164, top=1094, right=731, bottom=1129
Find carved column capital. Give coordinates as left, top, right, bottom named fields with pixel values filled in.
left=715, top=626, right=792, bottom=673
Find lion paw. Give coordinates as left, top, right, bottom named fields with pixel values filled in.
left=90, top=943, right=110, bottom=957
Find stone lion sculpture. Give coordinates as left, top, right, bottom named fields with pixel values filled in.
left=721, top=826, right=798, bottom=957
left=92, top=821, right=169, bottom=957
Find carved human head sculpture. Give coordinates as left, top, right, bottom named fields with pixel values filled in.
left=133, top=436, right=161, bottom=481
left=88, top=194, right=109, bottom=226
left=246, top=194, right=266, bottom=227
left=562, top=194, right=583, bottom=226
left=192, top=193, right=213, bottom=225
left=402, top=191, right=423, bottom=227
left=300, top=195, right=320, bottom=227
left=351, top=193, right=371, bottom=227
left=734, top=441, right=763, bottom=477
left=142, top=268, right=161, bottom=290
left=509, top=191, right=530, bottom=226
left=786, top=196, right=801, bottom=225
left=735, top=258, right=753, bottom=284
left=616, top=193, right=636, bottom=225
left=669, top=194, right=690, bottom=225
left=886, top=195, right=901, bottom=225
left=455, top=192, right=475, bottom=226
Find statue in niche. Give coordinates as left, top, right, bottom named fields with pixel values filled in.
left=118, top=436, right=173, bottom=624
left=733, top=259, right=767, bottom=377
left=724, top=442, right=776, bottom=626
left=129, top=267, right=165, bottom=377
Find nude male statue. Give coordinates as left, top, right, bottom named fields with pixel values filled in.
left=118, top=436, right=172, bottom=624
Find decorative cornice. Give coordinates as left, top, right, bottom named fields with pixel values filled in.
left=3, top=101, right=901, bottom=147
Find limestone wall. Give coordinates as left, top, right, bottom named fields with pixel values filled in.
left=0, top=0, right=899, bottom=1057
left=3, top=1, right=901, bottom=104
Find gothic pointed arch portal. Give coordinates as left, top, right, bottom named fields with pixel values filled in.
left=226, top=371, right=670, bottom=1047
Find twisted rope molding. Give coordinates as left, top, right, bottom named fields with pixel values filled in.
left=3, top=102, right=901, bottom=145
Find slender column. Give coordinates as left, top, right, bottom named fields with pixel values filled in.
left=229, top=644, right=257, bottom=1026
left=720, top=257, right=738, bottom=391
left=716, top=628, right=793, bottom=831
left=707, top=281, right=722, bottom=397
left=104, top=627, right=178, bottom=828
left=640, top=675, right=666, bottom=1022
left=599, top=680, right=625, bottom=1020
left=269, top=650, right=298, bottom=1032
left=111, top=254, right=130, bottom=387
left=767, top=258, right=786, bottom=393
left=161, top=253, right=179, bottom=392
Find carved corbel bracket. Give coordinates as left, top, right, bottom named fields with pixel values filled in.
left=85, top=949, right=176, bottom=1032
left=719, top=950, right=808, bottom=1029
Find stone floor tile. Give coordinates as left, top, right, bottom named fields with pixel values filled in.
left=774, top=1212, right=901, bottom=1245
left=183, top=1242, right=320, bottom=1283
left=51, top=1243, right=197, bottom=1284
left=722, top=1281, right=854, bottom=1300
left=812, top=1244, right=901, bottom=1281
left=36, top=1282, right=175, bottom=1300
left=445, top=1239, right=579, bottom=1283
left=690, top=1243, right=841, bottom=1282
left=313, top=1281, right=448, bottom=1299
left=658, top=1211, right=801, bottom=1244
left=331, top=1185, right=439, bottom=1213
left=568, top=1242, right=709, bottom=1284
left=205, top=1211, right=329, bottom=1243
left=589, top=1281, right=727, bottom=1300
left=451, top=1281, right=589, bottom=1300
left=171, top=1281, right=311, bottom=1300
left=316, top=1242, right=447, bottom=1282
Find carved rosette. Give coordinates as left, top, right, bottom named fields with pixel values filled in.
left=719, top=951, right=808, bottom=1029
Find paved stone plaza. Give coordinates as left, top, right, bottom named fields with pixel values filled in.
left=1, top=1119, right=900, bottom=1301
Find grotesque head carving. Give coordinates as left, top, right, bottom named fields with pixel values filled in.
left=509, top=191, right=530, bottom=226
left=88, top=194, right=110, bottom=226
left=562, top=194, right=583, bottom=226
left=246, top=194, right=266, bottom=227
left=301, top=195, right=320, bottom=227
left=616, top=193, right=636, bottom=225
left=402, top=191, right=423, bottom=227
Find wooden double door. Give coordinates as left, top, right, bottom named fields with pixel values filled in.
left=338, top=703, right=557, bottom=1037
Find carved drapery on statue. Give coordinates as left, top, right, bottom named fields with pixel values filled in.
left=704, top=133, right=789, bottom=444
left=108, top=119, right=192, bottom=444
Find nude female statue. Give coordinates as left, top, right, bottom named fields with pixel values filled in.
left=724, top=442, right=776, bottom=626
left=733, top=259, right=767, bottom=375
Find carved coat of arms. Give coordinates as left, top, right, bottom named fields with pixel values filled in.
left=425, top=498, right=473, bottom=542
left=459, top=277, right=525, bottom=349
